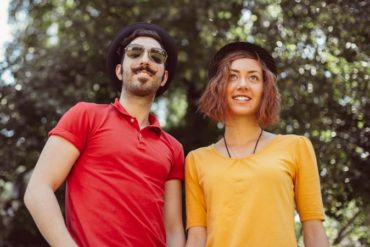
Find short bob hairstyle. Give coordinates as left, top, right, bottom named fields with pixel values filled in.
left=198, top=50, right=280, bottom=127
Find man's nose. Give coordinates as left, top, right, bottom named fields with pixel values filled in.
left=139, top=50, right=150, bottom=64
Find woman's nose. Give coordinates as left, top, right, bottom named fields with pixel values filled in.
left=237, top=77, right=250, bottom=89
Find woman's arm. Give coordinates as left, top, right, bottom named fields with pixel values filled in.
left=185, top=226, right=206, bottom=247
left=302, top=220, right=329, bottom=247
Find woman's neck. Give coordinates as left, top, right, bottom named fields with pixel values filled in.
left=224, top=116, right=262, bottom=145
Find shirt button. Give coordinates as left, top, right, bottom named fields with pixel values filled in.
left=130, top=118, right=134, bottom=123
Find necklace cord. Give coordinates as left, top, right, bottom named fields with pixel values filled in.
left=223, top=136, right=232, bottom=158
left=223, top=128, right=263, bottom=158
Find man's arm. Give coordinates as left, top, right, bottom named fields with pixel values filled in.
left=24, top=136, right=80, bottom=247
left=185, top=227, right=206, bottom=247
left=164, top=180, right=185, bottom=247
left=303, top=220, right=329, bottom=247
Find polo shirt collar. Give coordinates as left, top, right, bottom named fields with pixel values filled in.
left=112, top=99, right=162, bottom=134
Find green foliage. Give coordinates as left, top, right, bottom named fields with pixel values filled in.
left=1, top=0, right=369, bottom=245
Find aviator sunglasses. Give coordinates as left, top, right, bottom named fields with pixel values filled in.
left=124, top=44, right=168, bottom=64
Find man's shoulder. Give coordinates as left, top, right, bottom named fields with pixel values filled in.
left=160, top=130, right=183, bottom=149
left=60, top=102, right=112, bottom=124
left=72, top=101, right=110, bottom=110
left=67, top=101, right=111, bottom=116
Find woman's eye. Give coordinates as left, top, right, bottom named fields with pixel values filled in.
left=250, top=75, right=259, bottom=81
left=229, top=74, right=237, bottom=80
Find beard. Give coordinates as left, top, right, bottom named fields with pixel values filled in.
left=122, top=78, right=161, bottom=96
left=121, top=66, right=163, bottom=97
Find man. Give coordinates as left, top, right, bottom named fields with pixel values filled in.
left=24, top=22, right=185, bottom=247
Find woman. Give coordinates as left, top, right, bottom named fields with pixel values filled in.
left=185, top=42, right=329, bottom=247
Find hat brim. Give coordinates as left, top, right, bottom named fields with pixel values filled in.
left=106, top=22, right=177, bottom=97
left=208, top=42, right=277, bottom=79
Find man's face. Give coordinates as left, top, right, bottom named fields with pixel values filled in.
left=115, top=37, right=168, bottom=97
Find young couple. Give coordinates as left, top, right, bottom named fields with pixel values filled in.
left=24, top=22, right=329, bottom=247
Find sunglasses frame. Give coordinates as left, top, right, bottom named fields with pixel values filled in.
left=124, top=44, right=168, bottom=64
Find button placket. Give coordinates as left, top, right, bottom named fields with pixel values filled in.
left=137, top=131, right=146, bottom=150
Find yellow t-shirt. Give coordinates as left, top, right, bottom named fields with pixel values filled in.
left=185, top=134, right=325, bottom=247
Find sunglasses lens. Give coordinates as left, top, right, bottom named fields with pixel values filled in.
left=149, top=48, right=167, bottom=64
left=125, top=45, right=167, bottom=64
left=125, top=45, right=144, bottom=59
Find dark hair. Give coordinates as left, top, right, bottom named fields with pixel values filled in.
left=198, top=50, right=280, bottom=127
left=106, top=22, right=178, bottom=96
left=116, top=29, right=163, bottom=62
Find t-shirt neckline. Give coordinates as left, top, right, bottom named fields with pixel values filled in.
left=211, top=134, right=282, bottom=160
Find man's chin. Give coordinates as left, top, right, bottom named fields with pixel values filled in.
left=137, top=76, right=150, bottom=84
left=128, top=87, right=159, bottom=97
left=133, top=91, right=154, bottom=97
left=122, top=80, right=160, bottom=97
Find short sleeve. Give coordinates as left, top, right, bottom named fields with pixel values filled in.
left=166, top=142, right=184, bottom=181
left=48, top=102, right=91, bottom=152
left=294, top=136, right=325, bottom=222
left=185, top=151, right=207, bottom=229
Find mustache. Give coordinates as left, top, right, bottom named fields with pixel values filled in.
left=131, top=65, right=157, bottom=76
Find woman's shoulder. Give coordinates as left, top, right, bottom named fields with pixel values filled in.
left=186, top=144, right=218, bottom=159
left=275, top=133, right=310, bottom=141
left=188, top=144, right=215, bottom=155
left=272, top=134, right=315, bottom=153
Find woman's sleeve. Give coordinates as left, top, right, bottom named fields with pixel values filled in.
left=294, top=136, right=325, bottom=222
left=185, top=151, right=207, bottom=229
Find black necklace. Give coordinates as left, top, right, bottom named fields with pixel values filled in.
left=223, top=129, right=263, bottom=158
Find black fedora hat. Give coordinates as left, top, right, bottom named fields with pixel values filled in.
left=208, top=42, right=277, bottom=79
left=106, top=22, right=177, bottom=97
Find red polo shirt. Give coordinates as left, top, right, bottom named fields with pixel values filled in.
left=49, top=99, right=184, bottom=247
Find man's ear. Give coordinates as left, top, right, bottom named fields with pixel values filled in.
left=160, top=70, right=168, bottom=87
left=115, top=64, right=123, bottom=80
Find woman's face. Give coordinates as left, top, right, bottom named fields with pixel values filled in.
left=225, top=57, right=264, bottom=119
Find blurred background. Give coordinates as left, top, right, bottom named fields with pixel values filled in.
left=0, top=0, right=369, bottom=246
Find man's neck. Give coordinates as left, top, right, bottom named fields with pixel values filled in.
left=119, top=93, right=154, bottom=129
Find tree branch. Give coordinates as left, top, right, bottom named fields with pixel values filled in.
left=333, top=210, right=362, bottom=245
